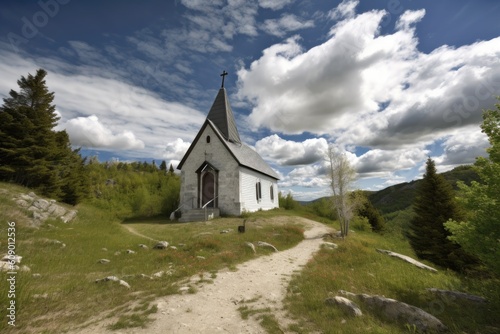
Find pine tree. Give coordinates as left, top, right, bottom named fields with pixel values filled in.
left=407, top=158, right=474, bottom=271
left=159, top=160, right=167, bottom=172
left=0, top=69, right=88, bottom=203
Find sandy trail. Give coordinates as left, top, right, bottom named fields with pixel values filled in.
left=73, top=218, right=333, bottom=334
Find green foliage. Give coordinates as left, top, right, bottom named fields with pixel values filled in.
left=0, top=69, right=89, bottom=204
left=306, top=197, right=337, bottom=220
left=86, top=159, right=180, bottom=218
left=446, top=101, right=500, bottom=276
left=279, top=191, right=297, bottom=210
left=407, top=158, right=476, bottom=272
left=357, top=192, right=386, bottom=232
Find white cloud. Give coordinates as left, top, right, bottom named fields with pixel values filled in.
left=258, top=0, right=294, bottom=11
left=237, top=1, right=500, bottom=176
left=328, top=0, right=359, bottom=20
left=261, top=14, right=315, bottom=37
left=65, top=115, right=145, bottom=150
left=255, top=135, right=328, bottom=165
left=163, top=138, right=192, bottom=160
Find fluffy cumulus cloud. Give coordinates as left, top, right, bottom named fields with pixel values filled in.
left=237, top=0, right=499, bottom=191
left=255, top=135, right=327, bottom=165
left=64, top=115, right=145, bottom=150
left=163, top=138, right=192, bottom=160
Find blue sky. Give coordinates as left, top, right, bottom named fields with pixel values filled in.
left=1, top=0, right=499, bottom=200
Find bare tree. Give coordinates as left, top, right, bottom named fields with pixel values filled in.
left=326, top=145, right=357, bottom=238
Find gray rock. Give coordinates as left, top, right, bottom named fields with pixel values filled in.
left=179, top=286, right=190, bottom=292
left=126, top=249, right=136, bottom=254
left=325, top=296, right=362, bottom=317
left=32, top=273, right=42, bottom=278
left=257, top=241, right=278, bottom=252
left=98, top=259, right=110, bottom=264
left=118, top=280, right=131, bottom=289
left=196, top=256, right=206, bottom=260
left=16, top=199, right=30, bottom=208
left=33, top=198, right=50, bottom=210
left=153, top=241, right=169, bottom=249
left=322, top=242, right=338, bottom=249
left=245, top=242, right=256, bottom=254
left=343, top=291, right=447, bottom=332
left=427, top=288, right=487, bottom=303
left=138, top=244, right=148, bottom=249
left=376, top=249, right=438, bottom=272
left=47, top=204, right=66, bottom=217
left=152, top=271, right=165, bottom=278
left=61, top=210, right=77, bottom=223
left=170, top=246, right=177, bottom=250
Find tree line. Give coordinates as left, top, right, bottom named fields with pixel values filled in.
left=0, top=69, right=180, bottom=217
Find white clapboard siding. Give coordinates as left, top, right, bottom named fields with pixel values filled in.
left=239, top=166, right=279, bottom=213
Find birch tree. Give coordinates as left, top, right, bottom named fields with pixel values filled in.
left=326, top=145, right=357, bottom=237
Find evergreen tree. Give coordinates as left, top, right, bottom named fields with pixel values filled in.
left=0, top=69, right=88, bottom=203
left=168, top=163, right=175, bottom=174
left=160, top=160, right=167, bottom=171
left=407, top=158, right=474, bottom=271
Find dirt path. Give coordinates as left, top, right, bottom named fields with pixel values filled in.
left=121, top=224, right=157, bottom=241
left=74, top=218, right=333, bottom=334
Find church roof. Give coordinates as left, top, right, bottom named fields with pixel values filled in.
left=206, top=88, right=241, bottom=144
left=208, top=120, right=280, bottom=180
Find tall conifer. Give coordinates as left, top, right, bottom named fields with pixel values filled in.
left=0, top=69, right=88, bottom=203
left=407, top=158, right=474, bottom=271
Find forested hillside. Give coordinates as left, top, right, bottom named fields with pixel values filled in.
left=368, top=165, right=480, bottom=214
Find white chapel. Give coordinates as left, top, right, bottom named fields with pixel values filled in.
left=177, top=72, right=279, bottom=222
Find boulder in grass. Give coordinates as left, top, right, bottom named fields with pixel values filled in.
left=153, top=241, right=169, bottom=249
left=257, top=241, right=278, bottom=252
left=325, top=296, right=362, bottom=317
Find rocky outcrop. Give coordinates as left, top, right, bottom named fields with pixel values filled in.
left=338, top=290, right=448, bottom=333
left=12, top=192, right=77, bottom=226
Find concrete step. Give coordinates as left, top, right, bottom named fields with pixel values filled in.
left=179, top=208, right=220, bottom=222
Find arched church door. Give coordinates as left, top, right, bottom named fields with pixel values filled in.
left=201, top=172, right=215, bottom=207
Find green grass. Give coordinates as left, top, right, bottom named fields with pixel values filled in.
left=0, top=183, right=305, bottom=333
left=284, top=230, right=500, bottom=333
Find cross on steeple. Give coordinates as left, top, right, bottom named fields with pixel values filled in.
left=220, top=70, right=228, bottom=88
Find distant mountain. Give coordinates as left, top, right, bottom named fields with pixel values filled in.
left=301, top=165, right=479, bottom=215
left=368, top=165, right=479, bottom=214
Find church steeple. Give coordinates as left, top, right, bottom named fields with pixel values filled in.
left=206, top=71, right=241, bottom=144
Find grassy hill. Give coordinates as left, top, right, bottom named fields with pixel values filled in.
left=368, top=165, right=479, bottom=214
left=0, top=182, right=304, bottom=333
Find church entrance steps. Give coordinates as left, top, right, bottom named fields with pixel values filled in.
left=179, top=208, right=220, bottom=222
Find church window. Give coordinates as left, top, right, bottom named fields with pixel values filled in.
left=256, top=181, right=262, bottom=201
left=270, top=185, right=274, bottom=202
left=206, top=135, right=211, bottom=143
